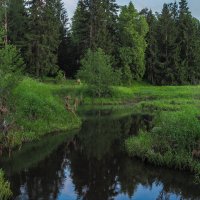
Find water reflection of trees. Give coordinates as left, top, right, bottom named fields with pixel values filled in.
left=9, top=146, right=67, bottom=199
left=4, top=112, right=200, bottom=200
left=68, top=113, right=200, bottom=200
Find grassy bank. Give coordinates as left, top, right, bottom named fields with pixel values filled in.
left=39, top=78, right=200, bottom=181
left=0, top=170, right=12, bottom=200
left=121, top=84, right=200, bottom=180
left=0, top=78, right=81, bottom=151
left=2, top=77, right=200, bottom=195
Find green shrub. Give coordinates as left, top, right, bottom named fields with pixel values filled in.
left=0, top=44, right=24, bottom=104
left=126, top=132, right=153, bottom=160
left=11, top=78, right=81, bottom=140
left=55, top=70, right=66, bottom=83
left=77, top=48, right=121, bottom=97
left=0, top=169, right=12, bottom=200
left=152, top=110, right=200, bottom=151
left=125, top=108, right=200, bottom=178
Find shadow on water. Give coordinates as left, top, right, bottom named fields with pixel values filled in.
left=0, top=108, right=200, bottom=200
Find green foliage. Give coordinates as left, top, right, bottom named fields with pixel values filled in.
left=152, top=110, right=200, bottom=150
left=25, top=0, right=60, bottom=77
left=0, top=169, right=12, bottom=200
left=126, top=132, right=153, bottom=160
left=12, top=78, right=81, bottom=139
left=143, top=0, right=200, bottom=85
left=7, top=0, right=27, bottom=49
left=0, top=44, right=24, bottom=103
left=69, top=0, right=119, bottom=77
left=125, top=106, right=200, bottom=177
left=77, top=48, right=121, bottom=97
left=55, top=70, right=66, bottom=83
left=118, top=2, right=149, bottom=81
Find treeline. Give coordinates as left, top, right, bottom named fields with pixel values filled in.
left=144, top=0, right=200, bottom=85
left=0, top=0, right=68, bottom=77
left=1, top=0, right=200, bottom=85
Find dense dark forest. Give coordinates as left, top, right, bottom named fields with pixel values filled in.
left=1, top=0, right=200, bottom=85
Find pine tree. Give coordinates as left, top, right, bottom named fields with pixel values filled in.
left=178, top=0, right=193, bottom=83
left=25, top=0, right=60, bottom=77
left=56, top=0, right=69, bottom=75
left=144, top=10, right=159, bottom=85
left=69, top=0, right=119, bottom=77
left=188, top=18, right=200, bottom=84
left=118, top=2, right=148, bottom=81
left=90, top=0, right=119, bottom=55
left=156, top=3, right=180, bottom=85
left=7, top=0, right=27, bottom=49
left=67, top=0, right=90, bottom=77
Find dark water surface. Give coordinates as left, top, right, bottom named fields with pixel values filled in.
left=1, top=108, right=200, bottom=200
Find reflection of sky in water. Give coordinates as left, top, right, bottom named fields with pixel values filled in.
left=57, top=167, right=181, bottom=200
left=58, top=168, right=77, bottom=200
left=7, top=113, right=198, bottom=200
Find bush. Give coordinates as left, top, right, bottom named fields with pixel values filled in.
left=12, top=78, right=81, bottom=138
left=55, top=70, right=66, bottom=83
left=0, top=44, right=24, bottom=105
left=152, top=110, right=200, bottom=151
left=0, top=169, right=12, bottom=200
left=77, top=48, right=121, bottom=97
left=125, top=109, right=200, bottom=177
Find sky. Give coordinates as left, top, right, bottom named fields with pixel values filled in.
left=63, top=0, right=200, bottom=20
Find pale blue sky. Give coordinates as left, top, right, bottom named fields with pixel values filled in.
left=64, top=0, right=200, bottom=20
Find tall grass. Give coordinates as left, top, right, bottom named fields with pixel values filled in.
left=125, top=109, right=200, bottom=180
left=1, top=78, right=81, bottom=149
left=0, top=169, right=12, bottom=200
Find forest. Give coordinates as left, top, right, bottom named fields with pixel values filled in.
left=1, top=0, right=200, bottom=199
left=1, top=0, right=200, bottom=85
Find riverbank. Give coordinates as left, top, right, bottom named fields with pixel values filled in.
left=122, top=85, right=200, bottom=181
left=1, top=77, right=200, bottom=198
left=36, top=78, right=200, bottom=180
left=0, top=78, right=81, bottom=153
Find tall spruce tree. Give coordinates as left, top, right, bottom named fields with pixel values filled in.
left=70, top=0, right=119, bottom=77
left=118, top=2, right=148, bottom=81
left=7, top=0, right=27, bottom=49
left=90, top=0, right=119, bottom=55
left=68, top=0, right=90, bottom=77
left=177, top=0, right=193, bottom=83
left=56, top=0, right=69, bottom=75
left=188, top=18, right=200, bottom=84
left=156, top=3, right=180, bottom=85
left=25, top=0, right=60, bottom=77
left=144, top=10, right=159, bottom=85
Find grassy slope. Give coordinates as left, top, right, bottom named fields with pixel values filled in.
left=1, top=78, right=81, bottom=148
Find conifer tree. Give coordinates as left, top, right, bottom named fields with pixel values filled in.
left=187, top=18, right=200, bottom=84
left=156, top=3, right=180, bottom=85
left=25, top=0, right=60, bottom=77
left=70, top=0, right=119, bottom=76
left=144, top=10, right=159, bottom=85
left=118, top=2, right=148, bottom=81
left=56, top=0, right=69, bottom=75
left=177, top=0, right=193, bottom=83
left=89, top=0, right=119, bottom=55
left=7, top=0, right=27, bottom=49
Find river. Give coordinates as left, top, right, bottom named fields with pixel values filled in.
left=0, top=108, right=200, bottom=200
